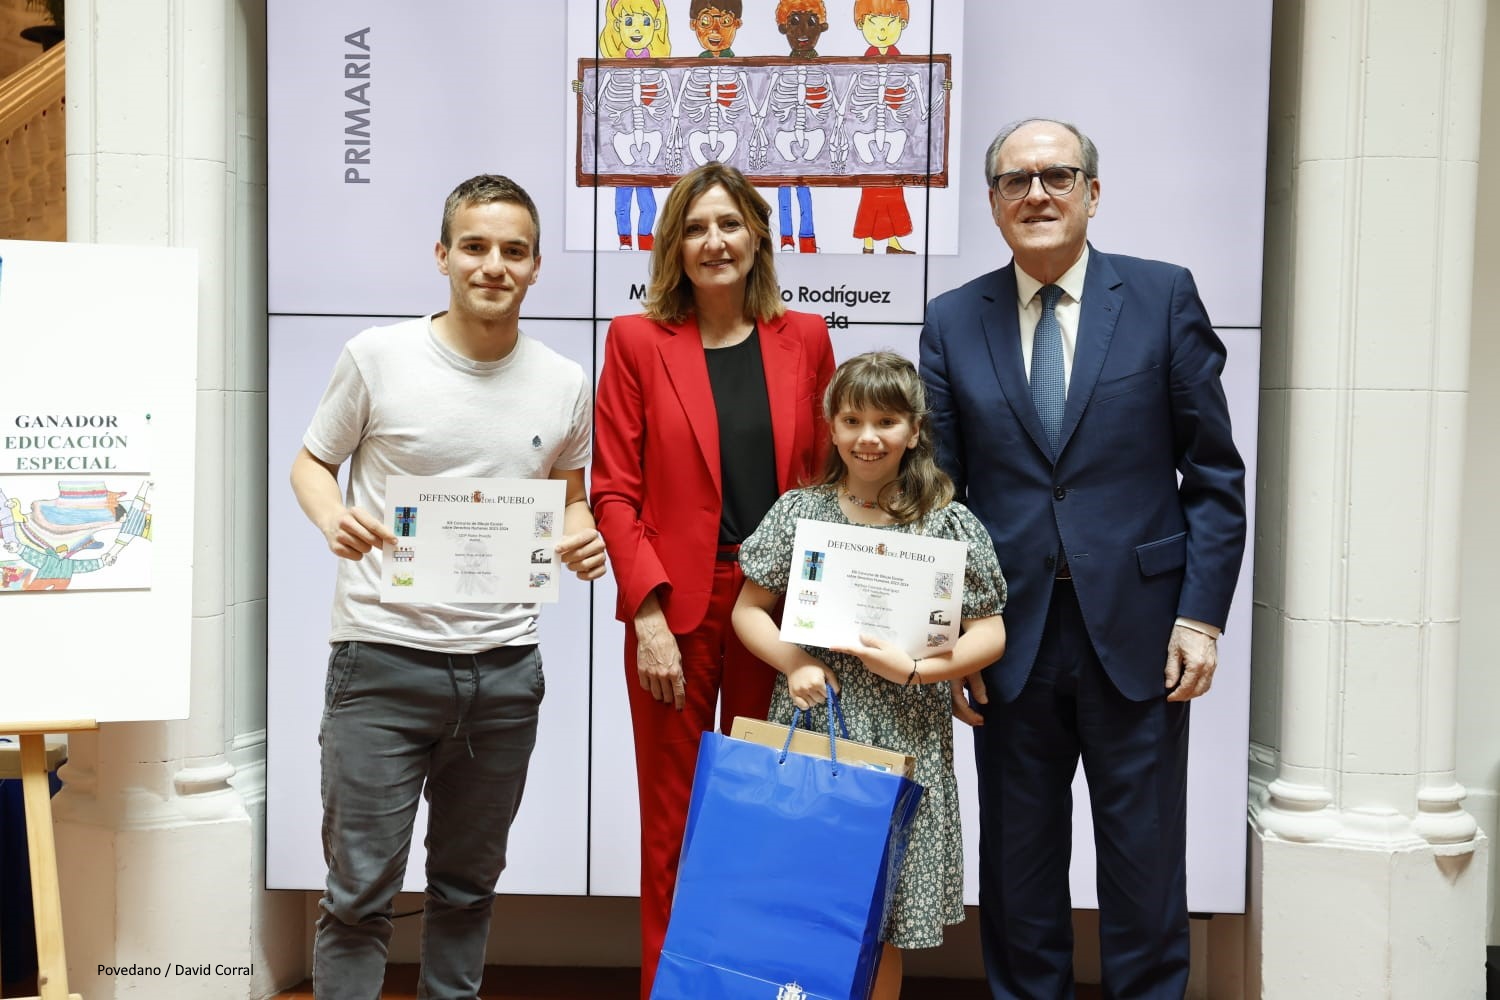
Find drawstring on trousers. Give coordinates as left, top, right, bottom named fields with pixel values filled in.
left=443, top=654, right=478, bottom=758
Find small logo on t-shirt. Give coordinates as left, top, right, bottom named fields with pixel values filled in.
left=532, top=435, right=542, bottom=448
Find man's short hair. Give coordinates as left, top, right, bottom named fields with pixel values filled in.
left=690, top=0, right=743, bottom=17
left=984, top=118, right=1100, bottom=188
left=439, top=175, right=541, bottom=255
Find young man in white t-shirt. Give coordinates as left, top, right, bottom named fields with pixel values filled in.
left=290, top=175, right=606, bottom=1000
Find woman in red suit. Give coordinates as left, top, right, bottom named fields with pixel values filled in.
left=592, top=161, right=835, bottom=999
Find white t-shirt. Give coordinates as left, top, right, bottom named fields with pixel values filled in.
left=303, top=316, right=591, bottom=652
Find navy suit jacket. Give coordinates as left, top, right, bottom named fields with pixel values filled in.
left=919, top=247, right=1246, bottom=703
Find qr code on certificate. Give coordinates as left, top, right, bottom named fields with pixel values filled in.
left=932, top=571, right=954, bottom=601
left=533, top=511, right=555, bottom=538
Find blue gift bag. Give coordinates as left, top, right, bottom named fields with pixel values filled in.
left=652, top=689, right=923, bottom=1000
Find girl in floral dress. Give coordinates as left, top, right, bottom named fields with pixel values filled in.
left=733, top=350, right=1007, bottom=1000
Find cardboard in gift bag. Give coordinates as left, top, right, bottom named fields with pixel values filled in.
left=652, top=696, right=922, bottom=1000
left=730, top=715, right=916, bottom=779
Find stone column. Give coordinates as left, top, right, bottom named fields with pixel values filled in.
left=52, top=1, right=301, bottom=996
left=1248, top=0, right=1488, bottom=995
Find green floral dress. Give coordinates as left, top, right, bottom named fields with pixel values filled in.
left=738, top=485, right=1007, bottom=949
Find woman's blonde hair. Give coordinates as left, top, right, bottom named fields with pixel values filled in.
left=643, top=163, right=787, bottom=325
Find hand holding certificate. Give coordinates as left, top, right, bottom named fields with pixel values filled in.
left=379, top=476, right=566, bottom=604
left=779, top=518, right=968, bottom=659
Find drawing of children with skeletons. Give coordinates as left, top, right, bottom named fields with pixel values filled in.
left=570, top=0, right=958, bottom=256
left=766, top=0, right=833, bottom=252
left=592, top=0, right=675, bottom=250
left=846, top=0, right=946, bottom=254
left=676, top=1, right=758, bottom=169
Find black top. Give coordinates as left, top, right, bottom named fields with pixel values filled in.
left=704, top=327, right=779, bottom=545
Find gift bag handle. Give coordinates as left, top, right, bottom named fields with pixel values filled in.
left=782, top=684, right=850, bottom=774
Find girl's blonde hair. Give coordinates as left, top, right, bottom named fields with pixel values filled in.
left=599, top=0, right=672, bottom=58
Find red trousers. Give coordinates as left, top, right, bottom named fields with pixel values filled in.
left=626, top=557, right=776, bottom=1000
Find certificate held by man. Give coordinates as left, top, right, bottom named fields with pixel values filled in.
left=380, top=475, right=566, bottom=604
left=780, top=518, right=968, bottom=658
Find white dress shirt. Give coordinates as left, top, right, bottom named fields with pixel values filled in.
left=1015, top=246, right=1089, bottom=393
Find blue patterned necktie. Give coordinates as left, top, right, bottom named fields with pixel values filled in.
left=1030, top=284, right=1066, bottom=451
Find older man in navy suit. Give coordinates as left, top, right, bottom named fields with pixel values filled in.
left=919, top=118, right=1246, bottom=998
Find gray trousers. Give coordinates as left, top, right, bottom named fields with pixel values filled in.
left=312, top=640, right=544, bottom=1000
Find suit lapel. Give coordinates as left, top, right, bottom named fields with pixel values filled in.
left=1056, top=248, right=1123, bottom=456
left=657, top=318, right=721, bottom=493
left=758, top=313, right=802, bottom=491
left=979, top=265, right=1053, bottom=458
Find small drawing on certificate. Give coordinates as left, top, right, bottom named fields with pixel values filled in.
left=932, top=571, right=954, bottom=600
left=533, top=511, right=555, bottom=538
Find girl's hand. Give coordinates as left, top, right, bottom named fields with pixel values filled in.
left=787, top=665, right=838, bottom=711
left=830, top=634, right=912, bottom=685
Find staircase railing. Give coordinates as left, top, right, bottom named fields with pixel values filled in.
left=0, top=41, right=65, bottom=241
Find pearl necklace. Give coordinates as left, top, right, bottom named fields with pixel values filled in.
left=840, top=480, right=900, bottom=510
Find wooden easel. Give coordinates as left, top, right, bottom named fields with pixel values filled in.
left=0, top=721, right=93, bottom=1000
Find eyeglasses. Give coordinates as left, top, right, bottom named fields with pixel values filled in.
left=991, top=165, right=1086, bottom=201
left=696, top=12, right=738, bottom=28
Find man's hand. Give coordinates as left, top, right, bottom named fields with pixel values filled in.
left=555, top=529, right=607, bottom=581
left=1164, top=624, right=1217, bottom=702
left=635, top=617, right=685, bottom=710
left=321, top=506, right=395, bottom=561
left=951, top=670, right=987, bottom=727
left=787, top=664, right=838, bottom=712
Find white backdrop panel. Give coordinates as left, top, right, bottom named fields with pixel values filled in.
left=266, top=315, right=595, bottom=893
left=267, top=5, right=587, bottom=320
left=923, top=2, right=1271, bottom=329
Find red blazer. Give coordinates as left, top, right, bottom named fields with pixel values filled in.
left=592, top=310, right=835, bottom=634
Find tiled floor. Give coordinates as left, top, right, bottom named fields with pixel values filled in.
left=274, top=965, right=1103, bottom=998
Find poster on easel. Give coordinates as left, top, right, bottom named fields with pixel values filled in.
left=0, top=239, right=197, bottom=722
left=0, top=407, right=155, bottom=593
